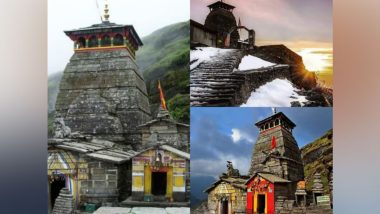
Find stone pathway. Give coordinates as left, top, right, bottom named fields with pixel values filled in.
left=91, top=207, right=190, bottom=214
left=190, top=48, right=245, bottom=106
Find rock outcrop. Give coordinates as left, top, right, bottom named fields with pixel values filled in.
left=301, top=129, right=333, bottom=193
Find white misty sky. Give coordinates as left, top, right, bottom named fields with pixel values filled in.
left=48, top=0, right=190, bottom=74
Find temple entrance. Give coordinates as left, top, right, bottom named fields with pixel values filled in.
left=314, top=193, right=323, bottom=204
left=50, top=176, right=66, bottom=207
left=257, top=194, right=266, bottom=214
left=151, top=172, right=167, bottom=196
left=220, top=200, right=229, bottom=214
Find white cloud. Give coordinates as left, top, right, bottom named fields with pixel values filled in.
left=231, top=128, right=241, bottom=143
left=230, top=128, right=255, bottom=144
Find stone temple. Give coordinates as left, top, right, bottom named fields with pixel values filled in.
left=202, top=110, right=332, bottom=214
left=190, top=0, right=332, bottom=107
left=48, top=5, right=190, bottom=213
left=57, top=19, right=150, bottom=146
left=191, top=0, right=255, bottom=49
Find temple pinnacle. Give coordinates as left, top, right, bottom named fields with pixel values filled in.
left=104, top=0, right=110, bottom=22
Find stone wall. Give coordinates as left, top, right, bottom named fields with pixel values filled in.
left=249, top=126, right=304, bottom=182
left=140, top=120, right=190, bottom=152
left=55, top=49, right=151, bottom=146
left=207, top=182, right=246, bottom=214
left=251, top=45, right=317, bottom=90
left=234, top=65, right=291, bottom=105
left=190, top=20, right=217, bottom=47
left=79, top=155, right=124, bottom=206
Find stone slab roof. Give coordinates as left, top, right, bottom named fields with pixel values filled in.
left=53, top=140, right=138, bottom=164
left=133, top=144, right=190, bottom=160
left=245, top=172, right=291, bottom=185
left=204, top=176, right=248, bottom=193
left=138, top=118, right=189, bottom=129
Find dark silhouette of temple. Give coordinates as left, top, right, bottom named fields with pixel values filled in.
left=191, top=0, right=255, bottom=49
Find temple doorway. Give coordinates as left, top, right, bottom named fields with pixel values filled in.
left=257, top=194, right=266, bottom=214
left=151, top=172, right=167, bottom=196
left=50, top=176, right=66, bottom=207
left=220, top=199, right=229, bottom=214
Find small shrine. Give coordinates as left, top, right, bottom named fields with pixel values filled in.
left=204, top=161, right=248, bottom=214
left=245, top=172, right=291, bottom=214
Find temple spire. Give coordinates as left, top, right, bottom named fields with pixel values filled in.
left=103, top=0, right=110, bottom=22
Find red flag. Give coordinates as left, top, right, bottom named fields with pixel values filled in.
left=271, top=136, right=276, bottom=150
left=157, top=80, right=167, bottom=110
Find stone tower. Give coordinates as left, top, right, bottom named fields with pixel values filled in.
left=204, top=0, right=240, bottom=48
left=55, top=16, right=151, bottom=147
left=248, top=111, right=304, bottom=182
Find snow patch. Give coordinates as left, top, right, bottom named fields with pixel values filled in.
left=238, top=55, right=276, bottom=70
left=240, top=79, right=308, bottom=107
left=190, top=47, right=233, bottom=70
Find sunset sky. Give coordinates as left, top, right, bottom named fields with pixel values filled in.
left=191, top=0, right=333, bottom=86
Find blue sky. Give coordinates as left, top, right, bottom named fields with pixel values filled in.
left=190, top=107, right=332, bottom=178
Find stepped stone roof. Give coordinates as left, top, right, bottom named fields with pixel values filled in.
left=49, top=139, right=139, bottom=164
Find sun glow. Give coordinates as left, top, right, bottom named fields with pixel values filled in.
left=296, top=48, right=332, bottom=73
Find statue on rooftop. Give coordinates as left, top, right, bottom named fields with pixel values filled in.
left=54, top=118, right=71, bottom=139
left=226, top=161, right=240, bottom=177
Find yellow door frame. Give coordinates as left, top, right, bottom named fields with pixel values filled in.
left=166, top=166, right=173, bottom=199
left=254, top=192, right=268, bottom=214
left=144, top=166, right=151, bottom=195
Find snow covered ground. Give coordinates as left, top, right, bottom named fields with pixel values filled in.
left=238, top=55, right=276, bottom=70
left=190, top=47, right=234, bottom=70
left=240, top=79, right=308, bottom=107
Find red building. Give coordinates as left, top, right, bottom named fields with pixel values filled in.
left=246, top=172, right=294, bottom=214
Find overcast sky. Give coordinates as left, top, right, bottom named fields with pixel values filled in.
left=48, top=0, right=189, bottom=74
left=191, top=0, right=332, bottom=45
left=191, top=107, right=332, bottom=179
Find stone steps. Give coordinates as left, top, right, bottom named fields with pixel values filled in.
left=191, top=48, right=244, bottom=106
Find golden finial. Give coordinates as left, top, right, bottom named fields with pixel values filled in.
left=104, top=0, right=110, bottom=22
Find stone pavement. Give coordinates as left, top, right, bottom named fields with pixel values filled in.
left=90, top=207, right=190, bottom=214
